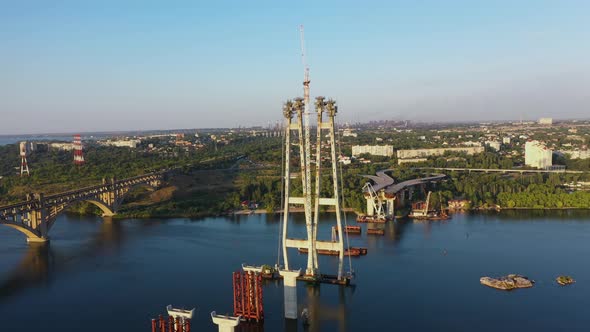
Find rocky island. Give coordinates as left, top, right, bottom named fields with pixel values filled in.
left=556, top=275, right=575, bottom=286
left=480, top=274, right=534, bottom=290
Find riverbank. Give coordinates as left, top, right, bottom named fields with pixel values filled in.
left=233, top=207, right=359, bottom=215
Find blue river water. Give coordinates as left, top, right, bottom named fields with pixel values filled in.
left=1, top=211, right=590, bottom=331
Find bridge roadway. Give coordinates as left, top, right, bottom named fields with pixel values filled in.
left=362, top=169, right=447, bottom=194
left=0, top=171, right=164, bottom=243
left=412, top=167, right=585, bottom=174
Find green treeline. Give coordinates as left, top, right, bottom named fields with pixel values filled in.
left=426, top=172, right=590, bottom=209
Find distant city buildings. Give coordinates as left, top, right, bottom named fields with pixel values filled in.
left=461, top=141, right=481, bottom=147
left=396, top=146, right=485, bottom=164
left=538, top=118, right=553, bottom=125
left=485, top=141, right=501, bottom=151
left=48, top=142, right=74, bottom=151
left=342, top=128, right=357, bottom=137
left=525, top=140, right=552, bottom=169
left=502, top=137, right=511, bottom=144
left=559, top=149, right=590, bottom=160
left=99, top=139, right=141, bottom=148
left=352, top=145, right=394, bottom=157
left=338, top=155, right=352, bottom=165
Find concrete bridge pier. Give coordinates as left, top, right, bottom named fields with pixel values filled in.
left=279, top=269, right=302, bottom=320
left=385, top=197, right=395, bottom=218
left=366, top=197, right=374, bottom=216
left=211, top=312, right=241, bottom=332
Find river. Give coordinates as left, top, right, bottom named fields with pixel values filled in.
left=1, top=211, right=590, bottom=331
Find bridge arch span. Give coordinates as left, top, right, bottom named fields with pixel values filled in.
left=1, top=222, right=47, bottom=243
left=77, top=199, right=115, bottom=217
left=0, top=171, right=164, bottom=244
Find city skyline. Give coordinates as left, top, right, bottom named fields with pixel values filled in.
left=1, top=1, right=589, bottom=135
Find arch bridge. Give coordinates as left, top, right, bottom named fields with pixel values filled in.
left=0, top=172, right=163, bottom=243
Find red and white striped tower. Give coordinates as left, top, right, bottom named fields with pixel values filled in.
left=19, top=141, right=30, bottom=176
left=73, top=134, right=85, bottom=165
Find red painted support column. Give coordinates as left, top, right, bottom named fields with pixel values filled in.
left=159, top=316, right=166, bottom=332
left=151, top=319, right=157, bottom=332
left=168, top=316, right=174, bottom=332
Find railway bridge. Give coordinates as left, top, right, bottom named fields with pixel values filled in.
left=0, top=172, right=163, bottom=243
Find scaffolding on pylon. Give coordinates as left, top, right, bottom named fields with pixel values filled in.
left=233, top=271, right=264, bottom=322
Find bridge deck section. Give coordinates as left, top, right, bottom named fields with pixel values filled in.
left=362, top=169, right=446, bottom=195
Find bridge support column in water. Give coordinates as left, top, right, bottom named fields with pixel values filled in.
left=279, top=269, right=301, bottom=319
left=211, top=312, right=241, bottom=332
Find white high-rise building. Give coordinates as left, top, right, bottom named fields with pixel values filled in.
left=525, top=140, right=552, bottom=169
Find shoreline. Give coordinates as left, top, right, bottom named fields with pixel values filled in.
left=233, top=207, right=360, bottom=215
left=92, top=206, right=590, bottom=220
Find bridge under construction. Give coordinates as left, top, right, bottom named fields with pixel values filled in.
left=361, top=170, right=447, bottom=220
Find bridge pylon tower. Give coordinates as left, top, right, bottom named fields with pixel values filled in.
left=280, top=97, right=345, bottom=281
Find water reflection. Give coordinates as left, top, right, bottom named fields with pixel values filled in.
left=0, top=243, right=54, bottom=299
left=495, top=209, right=590, bottom=221
left=303, top=284, right=351, bottom=332
left=0, top=217, right=123, bottom=301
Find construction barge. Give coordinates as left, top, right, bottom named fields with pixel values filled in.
left=408, top=192, right=450, bottom=221
left=297, top=273, right=352, bottom=285
left=367, top=228, right=385, bottom=235
left=333, top=225, right=362, bottom=234
left=298, top=247, right=367, bottom=257
left=356, top=215, right=388, bottom=223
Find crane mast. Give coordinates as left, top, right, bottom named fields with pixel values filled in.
left=299, top=25, right=316, bottom=275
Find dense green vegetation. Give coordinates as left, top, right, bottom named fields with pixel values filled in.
left=0, top=137, right=281, bottom=204
left=1, top=129, right=590, bottom=217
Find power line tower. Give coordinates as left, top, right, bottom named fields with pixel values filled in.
left=73, top=134, right=85, bottom=165
left=19, top=141, right=30, bottom=176
left=281, top=26, right=346, bottom=281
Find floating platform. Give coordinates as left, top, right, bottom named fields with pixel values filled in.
left=367, top=228, right=385, bottom=235
left=334, top=225, right=362, bottom=234
left=298, top=247, right=367, bottom=257
left=296, top=273, right=352, bottom=286
left=356, top=215, right=388, bottom=223
left=242, top=263, right=281, bottom=279
left=408, top=211, right=450, bottom=221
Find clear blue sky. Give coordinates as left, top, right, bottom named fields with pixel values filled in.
left=1, top=0, right=589, bottom=134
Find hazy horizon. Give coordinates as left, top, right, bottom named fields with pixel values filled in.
left=2, top=1, right=589, bottom=135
